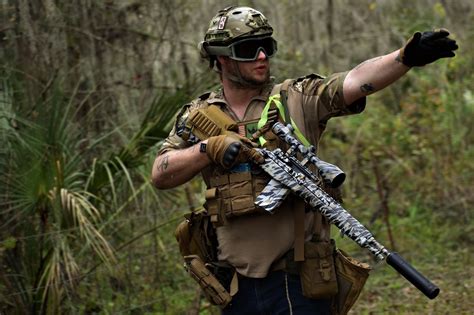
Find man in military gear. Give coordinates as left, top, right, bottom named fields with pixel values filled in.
left=152, top=5, right=457, bottom=314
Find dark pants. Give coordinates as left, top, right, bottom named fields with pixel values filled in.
left=222, top=271, right=331, bottom=315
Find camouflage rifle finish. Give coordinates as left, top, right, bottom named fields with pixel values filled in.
left=257, top=146, right=388, bottom=261
left=255, top=123, right=440, bottom=299
left=256, top=122, right=345, bottom=212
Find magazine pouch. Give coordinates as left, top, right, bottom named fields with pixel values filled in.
left=300, top=240, right=338, bottom=299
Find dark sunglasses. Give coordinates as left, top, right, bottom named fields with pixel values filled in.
left=206, top=37, right=278, bottom=61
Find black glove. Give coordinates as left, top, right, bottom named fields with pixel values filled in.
left=399, top=28, right=458, bottom=67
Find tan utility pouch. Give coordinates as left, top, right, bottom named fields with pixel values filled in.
left=300, top=240, right=338, bottom=299
left=206, top=172, right=269, bottom=226
left=184, top=255, right=232, bottom=308
left=331, top=249, right=371, bottom=315
left=184, top=105, right=238, bottom=141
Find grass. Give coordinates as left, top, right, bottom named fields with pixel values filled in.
left=342, top=212, right=474, bottom=315
left=352, top=247, right=473, bottom=314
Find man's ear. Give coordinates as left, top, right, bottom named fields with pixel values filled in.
left=216, top=56, right=231, bottom=73
left=217, top=56, right=230, bottom=66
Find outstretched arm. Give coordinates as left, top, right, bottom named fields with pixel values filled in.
left=343, top=29, right=458, bottom=105
left=343, top=50, right=409, bottom=105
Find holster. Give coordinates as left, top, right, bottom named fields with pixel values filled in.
left=184, top=255, right=233, bottom=308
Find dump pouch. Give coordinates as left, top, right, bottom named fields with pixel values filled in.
left=300, top=240, right=339, bottom=299
left=184, top=255, right=232, bottom=307
left=331, top=249, right=371, bottom=315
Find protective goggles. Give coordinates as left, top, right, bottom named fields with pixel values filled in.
left=206, top=36, right=278, bottom=61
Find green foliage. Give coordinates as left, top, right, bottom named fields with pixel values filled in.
left=1, top=75, right=115, bottom=313
left=319, top=11, right=474, bottom=312
left=0, top=69, right=198, bottom=313
left=1, top=0, right=473, bottom=314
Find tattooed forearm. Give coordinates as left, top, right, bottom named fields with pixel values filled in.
left=360, top=83, right=375, bottom=94
left=395, top=52, right=403, bottom=64
left=157, top=155, right=169, bottom=172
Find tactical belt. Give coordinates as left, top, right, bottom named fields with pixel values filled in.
left=270, top=249, right=300, bottom=275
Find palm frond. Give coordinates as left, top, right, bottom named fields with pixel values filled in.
left=56, top=188, right=116, bottom=263
left=85, top=89, right=189, bottom=193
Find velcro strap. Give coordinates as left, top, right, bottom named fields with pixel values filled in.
left=205, top=187, right=217, bottom=199
left=294, top=199, right=306, bottom=262
left=220, top=182, right=252, bottom=198
left=319, top=259, right=332, bottom=281
left=229, top=172, right=251, bottom=183
left=229, top=196, right=254, bottom=212
left=205, top=188, right=224, bottom=226
left=221, top=196, right=256, bottom=216
left=209, top=172, right=252, bottom=187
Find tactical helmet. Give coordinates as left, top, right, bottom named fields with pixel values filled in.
left=200, top=6, right=274, bottom=59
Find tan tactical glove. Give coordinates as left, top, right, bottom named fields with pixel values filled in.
left=206, top=133, right=264, bottom=169
left=399, top=28, right=458, bottom=67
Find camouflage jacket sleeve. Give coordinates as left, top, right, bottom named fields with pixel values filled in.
left=156, top=105, right=191, bottom=156
left=291, top=71, right=366, bottom=122
left=157, top=93, right=212, bottom=156
left=286, top=71, right=366, bottom=147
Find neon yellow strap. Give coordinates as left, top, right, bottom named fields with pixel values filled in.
left=257, top=94, right=310, bottom=147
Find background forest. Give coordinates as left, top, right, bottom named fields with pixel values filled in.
left=0, top=0, right=473, bottom=314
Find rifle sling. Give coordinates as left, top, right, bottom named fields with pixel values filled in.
left=293, top=199, right=306, bottom=261
left=258, top=80, right=310, bottom=147
left=312, top=211, right=330, bottom=242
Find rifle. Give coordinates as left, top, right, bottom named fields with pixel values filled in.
left=255, top=122, right=440, bottom=300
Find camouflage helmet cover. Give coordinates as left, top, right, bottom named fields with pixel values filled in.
left=203, top=6, right=273, bottom=46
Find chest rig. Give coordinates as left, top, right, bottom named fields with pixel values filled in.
left=182, top=82, right=333, bottom=244
left=182, top=81, right=296, bottom=226
left=202, top=113, right=281, bottom=226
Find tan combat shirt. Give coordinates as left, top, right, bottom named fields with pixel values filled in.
left=159, top=71, right=366, bottom=278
